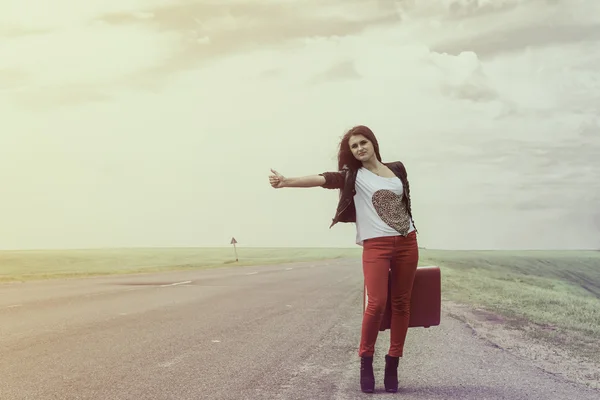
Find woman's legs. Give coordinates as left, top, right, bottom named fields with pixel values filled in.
left=358, top=233, right=418, bottom=392
left=359, top=233, right=419, bottom=357
left=358, top=238, right=392, bottom=393
left=388, top=231, right=419, bottom=357
left=359, top=238, right=393, bottom=357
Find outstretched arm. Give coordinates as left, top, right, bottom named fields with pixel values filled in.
left=269, top=169, right=346, bottom=189
left=269, top=169, right=325, bottom=188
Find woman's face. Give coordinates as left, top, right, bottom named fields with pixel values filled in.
left=349, top=134, right=374, bottom=162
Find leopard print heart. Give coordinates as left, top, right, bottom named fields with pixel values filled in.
left=372, top=190, right=411, bottom=236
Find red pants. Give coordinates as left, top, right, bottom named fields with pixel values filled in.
left=359, top=231, right=419, bottom=358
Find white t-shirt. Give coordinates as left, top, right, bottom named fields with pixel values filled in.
left=354, top=167, right=415, bottom=246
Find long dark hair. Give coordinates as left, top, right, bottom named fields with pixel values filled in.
left=337, top=125, right=382, bottom=171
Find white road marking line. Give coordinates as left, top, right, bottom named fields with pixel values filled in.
left=158, top=355, right=186, bottom=368
left=160, top=281, right=192, bottom=287
left=1, top=304, right=22, bottom=309
left=159, top=361, right=176, bottom=368
left=212, top=340, right=221, bottom=343
left=85, top=288, right=138, bottom=297
left=285, top=268, right=293, bottom=270
left=245, top=272, right=258, bottom=275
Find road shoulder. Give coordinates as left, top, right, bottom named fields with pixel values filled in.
left=444, top=300, right=600, bottom=391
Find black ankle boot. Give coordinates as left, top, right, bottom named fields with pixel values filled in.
left=360, top=356, right=375, bottom=393
left=384, top=354, right=399, bottom=392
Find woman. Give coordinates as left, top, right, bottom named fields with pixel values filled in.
left=268, top=125, right=419, bottom=393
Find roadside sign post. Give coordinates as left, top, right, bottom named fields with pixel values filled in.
left=230, top=237, right=238, bottom=262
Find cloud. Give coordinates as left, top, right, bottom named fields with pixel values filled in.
left=394, top=0, right=600, bottom=61
left=1, top=0, right=402, bottom=108
left=3, top=0, right=599, bottom=249
left=3, top=24, right=178, bottom=84
left=10, top=85, right=112, bottom=110
left=307, top=60, right=361, bottom=85
left=441, top=67, right=498, bottom=102
left=433, top=23, right=600, bottom=58
left=442, top=0, right=522, bottom=19
left=0, top=26, right=53, bottom=38
left=95, top=0, right=399, bottom=89
left=0, top=69, right=29, bottom=91
left=0, top=24, right=178, bottom=109
left=423, top=50, right=500, bottom=102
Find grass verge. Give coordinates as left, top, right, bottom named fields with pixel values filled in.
left=0, top=247, right=362, bottom=282
left=419, top=249, right=600, bottom=362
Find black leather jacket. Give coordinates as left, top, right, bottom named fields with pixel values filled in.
left=319, top=161, right=417, bottom=232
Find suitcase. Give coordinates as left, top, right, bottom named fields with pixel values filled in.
left=363, top=265, right=441, bottom=330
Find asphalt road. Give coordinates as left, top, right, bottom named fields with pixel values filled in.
left=1, top=259, right=598, bottom=400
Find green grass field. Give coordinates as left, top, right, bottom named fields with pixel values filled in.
left=1, top=247, right=599, bottom=354
left=0, top=247, right=362, bottom=282
left=419, top=249, right=600, bottom=363
left=420, top=250, right=600, bottom=338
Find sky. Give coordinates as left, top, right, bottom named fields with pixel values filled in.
left=1, top=0, right=599, bottom=250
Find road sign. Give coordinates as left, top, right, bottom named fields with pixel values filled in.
left=230, top=237, right=238, bottom=261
